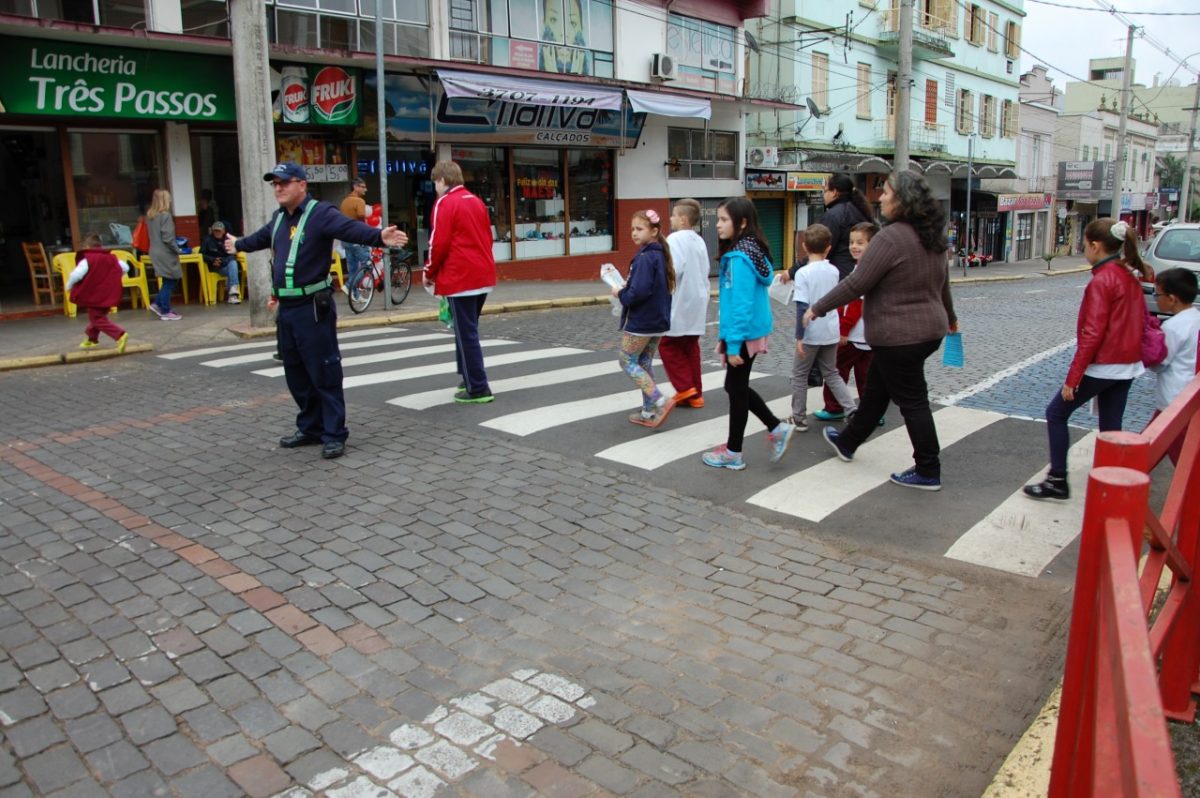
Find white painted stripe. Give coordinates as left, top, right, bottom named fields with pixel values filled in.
left=944, top=432, right=1096, bottom=576
left=251, top=339, right=517, bottom=378
left=159, top=327, right=406, bottom=360
left=387, top=361, right=616, bottom=410
left=939, top=340, right=1074, bottom=405
left=596, top=382, right=793, bottom=469
left=342, top=347, right=588, bottom=389
left=201, top=333, right=450, bottom=368
left=485, top=370, right=756, bottom=437
left=746, top=405, right=1005, bottom=522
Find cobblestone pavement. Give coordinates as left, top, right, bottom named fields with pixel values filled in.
left=0, top=346, right=1069, bottom=797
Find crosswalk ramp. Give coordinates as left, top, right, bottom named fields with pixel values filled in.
left=161, top=327, right=1091, bottom=579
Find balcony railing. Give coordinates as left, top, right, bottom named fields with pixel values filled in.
left=878, top=7, right=956, bottom=59
left=875, top=119, right=947, bottom=153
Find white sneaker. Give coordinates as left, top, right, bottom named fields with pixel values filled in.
left=227, top=292, right=241, bottom=305
left=340, top=282, right=350, bottom=296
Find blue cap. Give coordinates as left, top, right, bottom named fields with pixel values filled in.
left=263, top=161, right=308, bottom=182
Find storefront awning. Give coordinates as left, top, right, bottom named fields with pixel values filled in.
left=436, top=69, right=623, bottom=111
left=626, top=89, right=711, bottom=120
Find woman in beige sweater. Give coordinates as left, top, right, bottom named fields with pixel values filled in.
left=804, top=171, right=957, bottom=491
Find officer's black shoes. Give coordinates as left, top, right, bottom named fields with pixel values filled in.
left=279, top=431, right=321, bottom=448
left=321, top=441, right=345, bottom=459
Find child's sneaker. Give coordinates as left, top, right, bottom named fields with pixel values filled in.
left=1023, top=476, right=1069, bottom=501
left=685, top=395, right=705, bottom=408
left=890, top=466, right=942, bottom=491
left=823, top=427, right=854, bottom=462
left=767, top=422, right=795, bottom=463
left=814, top=409, right=844, bottom=421
left=790, top=415, right=809, bottom=433
left=116, top=333, right=128, bottom=354
left=148, top=303, right=164, bottom=318
left=702, top=445, right=746, bottom=470
left=79, top=339, right=99, bottom=349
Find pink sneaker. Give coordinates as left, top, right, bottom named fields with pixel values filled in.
left=160, top=311, right=182, bottom=321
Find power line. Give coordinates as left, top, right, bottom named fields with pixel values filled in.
left=1027, top=0, right=1200, bottom=15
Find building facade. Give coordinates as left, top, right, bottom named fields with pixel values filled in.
left=0, top=0, right=773, bottom=301
left=746, top=0, right=1023, bottom=266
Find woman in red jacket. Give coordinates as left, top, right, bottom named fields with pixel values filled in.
left=1024, top=218, right=1152, bottom=500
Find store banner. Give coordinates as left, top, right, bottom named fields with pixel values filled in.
left=437, top=69, right=623, bottom=111
left=626, top=89, right=710, bottom=120
left=997, top=193, right=1051, bottom=212
left=271, top=63, right=359, bottom=126
left=786, top=172, right=830, bottom=192
left=0, top=35, right=235, bottom=121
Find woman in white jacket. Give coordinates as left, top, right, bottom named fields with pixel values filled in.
left=661, top=199, right=712, bottom=407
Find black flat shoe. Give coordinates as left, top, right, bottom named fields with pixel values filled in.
left=1023, top=479, right=1070, bottom=501
left=322, top=441, right=345, bottom=459
left=279, top=431, right=321, bottom=448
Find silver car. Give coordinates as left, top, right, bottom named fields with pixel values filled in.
left=1142, top=223, right=1200, bottom=316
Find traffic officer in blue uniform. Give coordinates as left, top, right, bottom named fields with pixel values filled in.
left=225, top=162, right=408, bottom=459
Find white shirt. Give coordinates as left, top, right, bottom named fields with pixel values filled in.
left=1152, top=306, right=1200, bottom=410
left=665, top=229, right=710, bottom=337
left=794, top=258, right=841, bottom=345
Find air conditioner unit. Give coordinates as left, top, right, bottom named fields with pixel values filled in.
left=748, top=147, right=778, bottom=168
left=651, top=53, right=677, bottom=81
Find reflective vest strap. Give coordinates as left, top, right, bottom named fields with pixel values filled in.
left=273, top=276, right=332, bottom=298
left=283, top=199, right=318, bottom=290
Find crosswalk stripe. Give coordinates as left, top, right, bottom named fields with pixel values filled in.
left=387, top=361, right=617, bottom=410
left=745, top=405, right=1005, bottom=522
left=251, top=340, right=517, bottom=378
left=943, top=432, right=1096, bottom=576
left=201, top=333, right=451, bottom=368
left=483, top=370, right=745, bottom=437
left=342, top=347, right=589, bottom=389
left=595, top=378, right=788, bottom=469
left=158, top=327, right=406, bottom=360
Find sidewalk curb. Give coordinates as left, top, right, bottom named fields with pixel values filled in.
left=949, top=265, right=1091, bottom=286
left=0, top=343, right=155, bottom=372
left=982, top=684, right=1060, bottom=797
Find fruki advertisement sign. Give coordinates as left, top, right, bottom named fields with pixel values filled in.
left=272, top=64, right=359, bottom=126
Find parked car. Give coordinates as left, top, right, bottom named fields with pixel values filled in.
left=1142, top=223, right=1200, bottom=316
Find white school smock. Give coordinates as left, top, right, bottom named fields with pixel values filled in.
left=665, top=230, right=711, bottom=337
left=1153, top=306, right=1200, bottom=410
left=794, top=259, right=841, bottom=345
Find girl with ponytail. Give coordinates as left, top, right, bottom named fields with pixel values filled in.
left=1023, top=217, right=1146, bottom=501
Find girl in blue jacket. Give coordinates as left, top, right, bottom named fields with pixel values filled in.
left=614, top=209, right=676, bottom=427
left=703, top=197, right=795, bottom=470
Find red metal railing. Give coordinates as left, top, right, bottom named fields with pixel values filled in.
left=1049, top=374, right=1200, bottom=796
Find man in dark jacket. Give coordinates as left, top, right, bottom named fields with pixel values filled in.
left=200, top=221, right=241, bottom=304
left=225, top=162, right=408, bottom=459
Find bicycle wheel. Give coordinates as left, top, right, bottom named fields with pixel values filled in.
left=347, top=265, right=374, bottom=314
left=389, top=258, right=412, bottom=305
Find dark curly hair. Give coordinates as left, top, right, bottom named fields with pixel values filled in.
left=885, top=171, right=948, bottom=254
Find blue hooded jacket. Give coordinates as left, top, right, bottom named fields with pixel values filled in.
left=618, top=242, right=672, bottom=335
left=718, top=237, right=774, bottom=356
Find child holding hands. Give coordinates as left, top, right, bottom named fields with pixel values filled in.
left=790, top=224, right=857, bottom=431
left=614, top=209, right=677, bottom=427
left=816, top=222, right=879, bottom=423
left=67, top=232, right=131, bottom=353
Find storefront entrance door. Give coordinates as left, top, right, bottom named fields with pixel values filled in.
left=0, top=129, right=69, bottom=302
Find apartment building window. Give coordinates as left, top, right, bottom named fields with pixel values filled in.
left=1104, top=143, right=1111, bottom=162
left=980, top=94, right=995, bottom=137
left=448, top=0, right=616, bottom=77
left=272, top=0, right=431, bottom=55
left=1005, top=20, right=1021, bottom=59
left=668, top=128, right=737, bottom=179
left=1001, top=99, right=1016, bottom=137
left=987, top=12, right=998, bottom=51
left=0, top=0, right=145, bottom=26
left=956, top=89, right=973, bottom=133
left=812, top=53, right=830, bottom=112
left=967, top=4, right=985, bottom=45
left=924, top=79, right=938, bottom=127
left=926, top=0, right=958, bottom=37
left=665, top=13, right=736, bottom=93
left=856, top=63, right=872, bottom=119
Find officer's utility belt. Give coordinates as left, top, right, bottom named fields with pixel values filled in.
left=273, top=276, right=331, bottom=298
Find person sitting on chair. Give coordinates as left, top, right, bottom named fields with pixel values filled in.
left=200, top=221, right=241, bottom=304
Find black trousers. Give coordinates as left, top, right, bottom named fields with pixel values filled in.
left=277, top=293, right=347, bottom=444
left=724, top=347, right=781, bottom=452
left=839, top=338, right=942, bottom=477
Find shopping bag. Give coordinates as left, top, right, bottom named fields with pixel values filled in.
left=438, top=297, right=452, bottom=329
left=768, top=274, right=794, bottom=306
left=131, top=217, right=150, bottom=252
left=942, top=332, right=964, bottom=368
left=600, top=263, right=625, bottom=316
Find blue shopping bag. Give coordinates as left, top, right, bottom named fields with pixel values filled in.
left=942, top=332, right=964, bottom=368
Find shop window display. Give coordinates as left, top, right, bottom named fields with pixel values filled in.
left=454, top=147, right=511, bottom=263
left=69, top=131, right=162, bottom=248
left=565, top=149, right=612, bottom=254
left=513, top=149, right=565, bottom=260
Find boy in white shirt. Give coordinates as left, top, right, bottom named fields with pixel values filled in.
left=662, top=198, right=711, bottom=407
left=1150, top=267, right=1200, bottom=464
left=790, top=224, right=857, bottom=431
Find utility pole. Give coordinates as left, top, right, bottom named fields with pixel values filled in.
left=895, top=0, right=913, bottom=171
left=1180, top=74, right=1200, bottom=223
left=376, top=0, right=391, bottom=309
left=229, top=0, right=276, bottom=328
left=1110, top=24, right=1135, bottom=221
left=963, top=133, right=975, bottom=273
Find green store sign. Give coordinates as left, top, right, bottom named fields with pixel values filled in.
left=0, top=36, right=236, bottom=122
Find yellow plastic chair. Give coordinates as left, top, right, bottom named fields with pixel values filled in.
left=198, top=254, right=247, bottom=306
left=143, top=255, right=191, bottom=305
left=109, top=249, right=150, bottom=310
left=330, top=251, right=345, bottom=289
left=53, top=252, right=78, bottom=317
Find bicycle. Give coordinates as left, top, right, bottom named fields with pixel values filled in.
left=346, top=246, right=413, bottom=314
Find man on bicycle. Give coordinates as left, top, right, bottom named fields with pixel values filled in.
left=339, top=177, right=372, bottom=296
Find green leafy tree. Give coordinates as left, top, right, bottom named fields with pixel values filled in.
left=1158, top=154, right=1186, bottom=189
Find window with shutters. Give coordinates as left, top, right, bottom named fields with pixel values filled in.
left=967, top=4, right=984, bottom=45
left=980, top=94, right=995, bottom=137
left=987, top=12, right=998, bottom=51
left=812, top=52, right=829, bottom=111
left=924, top=79, right=938, bottom=128
left=1005, top=20, right=1020, bottom=58
left=857, top=63, right=872, bottom=119
left=1000, top=99, right=1016, bottom=138
left=956, top=88, right=973, bottom=133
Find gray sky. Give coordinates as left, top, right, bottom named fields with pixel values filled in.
left=1021, top=0, right=1200, bottom=90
